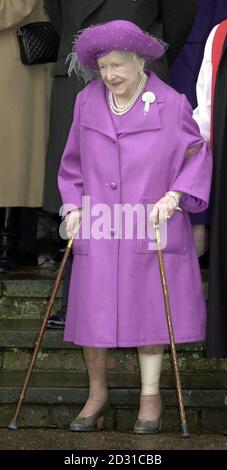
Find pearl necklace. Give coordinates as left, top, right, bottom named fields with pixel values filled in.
left=108, top=73, right=147, bottom=116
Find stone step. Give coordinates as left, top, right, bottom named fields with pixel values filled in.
left=0, top=319, right=68, bottom=349
left=0, top=269, right=225, bottom=432
left=0, top=268, right=61, bottom=296
left=0, top=371, right=226, bottom=431
left=1, top=349, right=226, bottom=384
left=0, top=318, right=207, bottom=350
left=1, top=400, right=226, bottom=432
left=1, top=319, right=226, bottom=393
left=1, top=372, right=226, bottom=431
left=0, top=365, right=226, bottom=390
left=1, top=320, right=226, bottom=381
left=0, top=279, right=62, bottom=298
left=0, top=269, right=208, bottom=319
left=0, top=268, right=62, bottom=319
left=0, top=370, right=226, bottom=406
left=0, top=318, right=206, bottom=351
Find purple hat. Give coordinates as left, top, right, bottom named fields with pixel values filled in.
left=67, top=20, right=167, bottom=80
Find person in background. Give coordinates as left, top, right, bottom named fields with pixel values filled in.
left=192, top=19, right=227, bottom=435
left=44, top=0, right=199, bottom=329
left=0, top=0, right=46, bottom=271
left=58, top=20, right=212, bottom=433
left=170, top=0, right=227, bottom=263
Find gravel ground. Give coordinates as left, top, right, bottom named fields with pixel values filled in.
left=0, top=429, right=227, bottom=450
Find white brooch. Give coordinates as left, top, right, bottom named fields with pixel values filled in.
left=142, top=91, right=156, bottom=115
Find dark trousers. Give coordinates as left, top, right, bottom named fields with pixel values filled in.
left=0, top=207, right=37, bottom=269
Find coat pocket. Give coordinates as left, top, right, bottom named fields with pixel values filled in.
left=136, top=196, right=188, bottom=255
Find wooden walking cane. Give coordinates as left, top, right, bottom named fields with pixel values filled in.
left=8, top=238, right=74, bottom=430
left=154, top=220, right=190, bottom=438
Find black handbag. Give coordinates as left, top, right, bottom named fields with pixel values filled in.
left=17, top=21, right=60, bottom=65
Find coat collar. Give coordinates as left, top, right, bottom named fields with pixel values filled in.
left=81, top=72, right=166, bottom=140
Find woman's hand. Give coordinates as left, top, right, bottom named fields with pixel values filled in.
left=65, top=209, right=82, bottom=239
left=149, top=191, right=182, bottom=225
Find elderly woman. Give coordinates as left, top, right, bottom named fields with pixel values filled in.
left=58, top=20, right=212, bottom=434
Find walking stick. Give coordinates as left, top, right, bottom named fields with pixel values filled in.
left=154, top=221, right=189, bottom=438
left=8, top=238, right=73, bottom=430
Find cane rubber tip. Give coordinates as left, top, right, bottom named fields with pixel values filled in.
left=181, top=423, right=190, bottom=439
left=8, top=420, right=17, bottom=430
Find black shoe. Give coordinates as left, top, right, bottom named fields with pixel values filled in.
left=223, top=428, right=227, bottom=436
left=47, top=309, right=66, bottom=329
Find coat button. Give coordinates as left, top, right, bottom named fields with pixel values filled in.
left=110, top=228, right=116, bottom=236
left=110, top=182, right=117, bottom=190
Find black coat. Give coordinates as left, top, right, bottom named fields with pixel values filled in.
left=206, top=38, right=227, bottom=358
left=43, top=0, right=198, bottom=212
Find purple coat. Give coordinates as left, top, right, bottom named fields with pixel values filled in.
left=58, top=72, right=212, bottom=347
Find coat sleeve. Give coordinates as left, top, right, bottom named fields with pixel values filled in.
left=44, top=0, right=62, bottom=35
left=0, top=0, right=39, bottom=31
left=169, top=94, right=212, bottom=213
left=160, top=0, right=198, bottom=65
left=58, top=94, right=83, bottom=215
